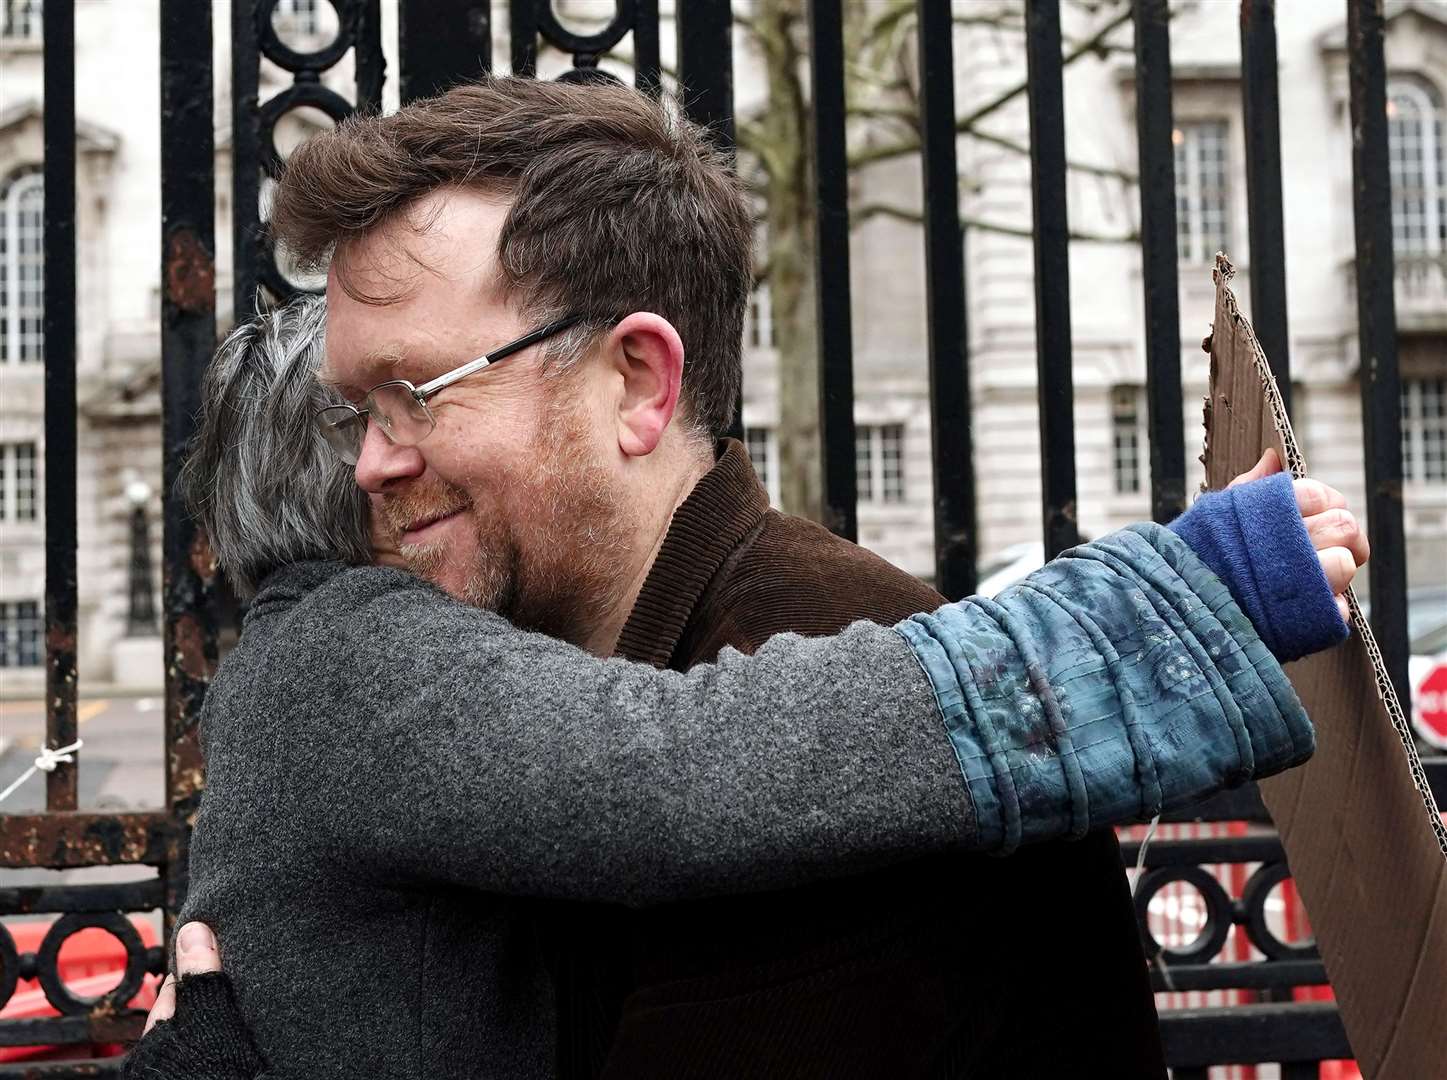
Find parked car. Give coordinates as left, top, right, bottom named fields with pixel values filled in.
left=1406, top=586, right=1447, bottom=750
left=975, top=541, right=1046, bottom=599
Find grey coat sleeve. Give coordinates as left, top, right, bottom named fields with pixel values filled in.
left=251, top=570, right=972, bottom=906
left=234, top=524, right=1312, bottom=905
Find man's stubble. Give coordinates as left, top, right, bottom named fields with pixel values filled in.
left=388, top=385, right=630, bottom=645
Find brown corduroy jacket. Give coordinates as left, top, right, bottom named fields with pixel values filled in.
left=551, top=439, right=1166, bottom=1080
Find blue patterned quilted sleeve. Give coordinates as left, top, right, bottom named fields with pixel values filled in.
left=894, top=523, right=1313, bottom=854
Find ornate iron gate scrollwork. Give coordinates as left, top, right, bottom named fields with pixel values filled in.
left=1, top=3, right=1439, bottom=1077
left=231, top=0, right=384, bottom=313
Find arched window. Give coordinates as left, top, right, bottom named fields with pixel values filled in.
left=1388, top=79, right=1446, bottom=255
left=1, top=169, right=44, bottom=364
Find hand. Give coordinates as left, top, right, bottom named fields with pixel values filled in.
left=143, top=921, right=221, bottom=1034
left=124, top=922, right=265, bottom=1080
left=1228, top=449, right=1369, bottom=624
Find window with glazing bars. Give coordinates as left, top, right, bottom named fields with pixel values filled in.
left=744, top=425, right=779, bottom=504
left=0, top=600, right=42, bottom=668
left=2, top=0, right=42, bottom=41
left=0, top=441, right=37, bottom=521
left=1401, top=376, right=1446, bottom=483
left=1111, top=386, right=1144, bottom=495
left=746, top=282, right=775, bottom=349
left=1, top=169, right=44, bottom=364
left=1173, top=120, right=1231, bottom=264
left=1388, top=79, right=1446, bottom=255
left=274, top=0, right=322, bottom=36
left=856, top=424, right=905, bottom=504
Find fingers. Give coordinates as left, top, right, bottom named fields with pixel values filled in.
left=1293, top=478, right=1349, bottom=517
left=1228, top=448, right=1282, bottom=488
left=1304, top=506, right=1370, bottom=566
left=175, top=921, right=222, bottom=978
left=1318, top=546, right=1357, bottom=596
left=1338, top=595, right=1352, bottom=624
left=143, top=973, right=177, bottom=1035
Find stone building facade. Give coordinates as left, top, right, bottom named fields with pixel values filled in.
left=1, top=0, right=1442, bottom=693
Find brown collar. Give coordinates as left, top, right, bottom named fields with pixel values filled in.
left=613, top=439, right=769, bottom=667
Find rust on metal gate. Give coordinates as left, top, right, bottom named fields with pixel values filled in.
left=163, top=227, right=216, bottom=316
left=0, top=812, right=178, bottom=869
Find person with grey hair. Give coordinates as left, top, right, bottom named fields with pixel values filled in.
left=124, top=293, right=1360, bottom=1080
left=178, top=294, right=372, bottom=597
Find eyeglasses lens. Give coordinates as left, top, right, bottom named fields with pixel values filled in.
left=317, top=406, right=365, bottom=466
left=367, top=384, right=435, bottom=447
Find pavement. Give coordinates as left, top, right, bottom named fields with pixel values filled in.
left=0, top=695, right=169, bottom=903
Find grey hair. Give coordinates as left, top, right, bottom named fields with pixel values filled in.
left=178, top=295, right=370, bottom=597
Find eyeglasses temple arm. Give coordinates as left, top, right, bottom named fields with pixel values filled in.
left=416, top=356, right=490, bottom=399
left=414, top=314, right=587, bottom=400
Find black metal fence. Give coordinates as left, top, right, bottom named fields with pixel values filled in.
left=1, top=1, right=1442, bottom=1076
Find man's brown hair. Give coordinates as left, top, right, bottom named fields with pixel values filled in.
left=270, top=76, right=752, bottom=439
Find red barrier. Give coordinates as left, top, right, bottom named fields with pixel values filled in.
left=0, top=917, right=161, bottom=1063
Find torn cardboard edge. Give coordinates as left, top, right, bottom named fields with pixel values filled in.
left=1202, top=252, right=1447, bottom=1079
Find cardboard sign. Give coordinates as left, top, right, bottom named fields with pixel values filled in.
left=1201, top=255, right=1447, bottom=1079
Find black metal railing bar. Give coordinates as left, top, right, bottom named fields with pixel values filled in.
left=674, top=0, right=738, bottom=440
left=915, top=0, right=977, bottom=601
left=1132, top=0, right=1188, bottom=526
left=806, top=0, right=858, bottom=543
left=1241, top=0, right=1293, bottom=414
left=232, top=0, right=384, bottom=311
left=675, top=1, right=736, bottom=158
left=229, top=0, right=261, bottom=320
left=633, top=0, right=661, bottom=97
left=1024, top=0, right=1080, bottom=561
left=42, top=0, right=78, bottom=813
left=160, top=0, right=219, bottom=837
left=1347, top=0, right=1410, bottom=710
left=509, top=0, right=537, bottom=77
left=400, top=0, right=488, bottom=102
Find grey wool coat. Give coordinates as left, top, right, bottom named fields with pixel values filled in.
left=180, top=524, right=1314, bottom=1078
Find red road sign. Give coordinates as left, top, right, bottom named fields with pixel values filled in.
left=1415, top=663, right=1447, bottom=750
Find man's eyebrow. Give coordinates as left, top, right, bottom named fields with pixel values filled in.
left=321, top=345, right=408, bottom=391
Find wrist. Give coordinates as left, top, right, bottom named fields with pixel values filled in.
left=1169, top=472, right=1348, bottom=662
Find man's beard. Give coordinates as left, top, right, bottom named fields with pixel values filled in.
left=385, top=391, right=629, bottom=645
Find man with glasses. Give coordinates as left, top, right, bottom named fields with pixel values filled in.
left=145, top=76, right=1366, bottom=1079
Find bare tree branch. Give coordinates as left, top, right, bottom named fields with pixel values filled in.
left=854, top=201, right=1139, bottom=244
left=853, top=202, right=925, bottom=226
left=953, top=13, right=1026, bottom=31
left=847, top=3, right=1134, bottom=171
left=966, top=127, right=1137, bottom=184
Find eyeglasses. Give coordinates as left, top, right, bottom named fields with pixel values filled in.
left=315, top=314, right=586, bottom=465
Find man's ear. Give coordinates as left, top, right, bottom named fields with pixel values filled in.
left=607, top=312, right=684, bottom=458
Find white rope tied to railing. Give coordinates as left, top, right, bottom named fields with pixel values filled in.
left=0, top=739, right=83, bottom=804
left=1131, top=813, right=1175, bottom=992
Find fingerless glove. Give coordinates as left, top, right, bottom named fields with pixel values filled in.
left=123, top=973, right=267, bottom=1080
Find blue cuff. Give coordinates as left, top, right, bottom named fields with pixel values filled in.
left=1168, top=472, right=1349, bottom=663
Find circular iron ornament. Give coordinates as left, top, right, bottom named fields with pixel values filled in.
left=1240, top=862, right=1318, bottom=961
left=36, top=913, right=147, bottom=1016
left=0, top=922, right=17, bottom=1010
left=1133, top=866, right=1234, bottom=965
left=257, top=248, right=313, bottom=302
left=556, top=68, right=626, bottom=87
left=538, top=0, right=636, bottom=59
left=256, top=0, right=354, bottom=74
left=257, top=82, right=357, bottom=179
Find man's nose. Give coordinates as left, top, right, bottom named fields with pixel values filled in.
left=353, top=422, right=425, bottom=493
